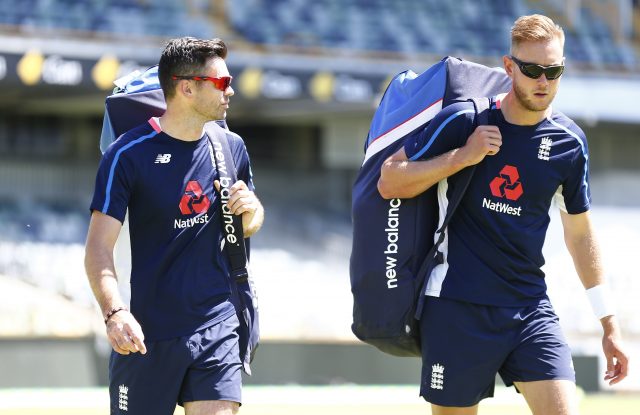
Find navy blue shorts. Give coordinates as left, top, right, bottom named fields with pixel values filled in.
left=419, top=296, right=575, bottom=407
left=109, top=312, right=242, bottom=415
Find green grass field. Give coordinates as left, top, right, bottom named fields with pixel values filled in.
left=0, top=386, right=638, bottom=415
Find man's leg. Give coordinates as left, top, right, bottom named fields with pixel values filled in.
left=179, top=314, right=243, bottom=412
left=419, top=297, right=511, bottom=408
left=431, top=403, right=479, bottom=415
left=500, top=300, right=578, bottom=415
left=184, top=400, right=239, bottom=415
left=513, top=380, right=578, bottom=415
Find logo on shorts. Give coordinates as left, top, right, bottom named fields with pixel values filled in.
left=118, top=384, right=129, bottom=411
left=430, top=363, right=445, bottom=390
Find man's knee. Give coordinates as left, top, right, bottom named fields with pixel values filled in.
left=431, top=403, right=479, bottom=415
left=184, top=399, right=240, bottom=415
left=514, top=380, right=578, bottom=415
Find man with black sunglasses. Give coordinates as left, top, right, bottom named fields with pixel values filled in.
left=85, top=37, right=263, bottom=415
left=378, top=14, right=628, bottom=415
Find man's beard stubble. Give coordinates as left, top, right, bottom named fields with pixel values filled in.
left=513, top=81, right=556, bottom=113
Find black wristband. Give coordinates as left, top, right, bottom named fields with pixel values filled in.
left=104, top=306, right=128, bottom=324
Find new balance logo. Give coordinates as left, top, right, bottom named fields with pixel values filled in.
left=155, top=153, right=172, bottom=164
left=118, top=384, right=129, bottom=411
left=430, top=363, right=445, bottom=390
left=384, top=198, right=401, bottom=290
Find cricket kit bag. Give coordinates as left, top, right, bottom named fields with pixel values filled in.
left=350, top=56, right=511, bottom=357
left=100, top=66, right=260, bottom=374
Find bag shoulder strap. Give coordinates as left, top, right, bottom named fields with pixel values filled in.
left=436, top=97, right=490, bottom=231
left=413, top=97, right=492, bottom=310
left=204, top=122, right=249, bottom=280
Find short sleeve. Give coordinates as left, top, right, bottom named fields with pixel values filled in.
left=403, top=101, right=476, bottom=161
left=89, top=144, right=135, bottom=223
left=560, top=132, right=591, bottom=214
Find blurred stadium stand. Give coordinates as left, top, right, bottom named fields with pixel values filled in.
left=0, top=0, right=216, bottom=39
left=0, top=0, right=637, bottom=70
left=226, top=0, right=639, bottom=71
left=0, top=0, right=639, bottom=390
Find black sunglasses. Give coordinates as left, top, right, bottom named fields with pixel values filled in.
left=510, top=56, right=565, bottom=80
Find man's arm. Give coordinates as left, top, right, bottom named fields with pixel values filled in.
left=378, top=125, right=502, bottom=199
left=560, top=210, right=629, bottom=385
left=85, top=211, right=146, bottom=355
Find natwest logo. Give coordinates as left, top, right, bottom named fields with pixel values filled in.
left=484, top=165, right=524, bottom=217
left=175, top=180, right=210, bottom=229
left=178, top=181, right=210, bottom=214
left=489, top=165, right=523, bottom=201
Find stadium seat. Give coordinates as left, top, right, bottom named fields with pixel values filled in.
left=0, top=0, right=636, bottom=71
left=217, top=0, right=638, bottom=71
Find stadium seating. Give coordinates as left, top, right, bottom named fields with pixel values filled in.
left=0, top=200, right=92, bottom=306
left=0, top=0, right=215, bottom=39
left=224, top=0, right=638, bottom=71
left=0, top=0, right=636, bottom=71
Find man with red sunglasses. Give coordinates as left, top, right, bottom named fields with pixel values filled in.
left=85, top=37, right=263, bottom=415
left=378, top=14, right=628, bottom=415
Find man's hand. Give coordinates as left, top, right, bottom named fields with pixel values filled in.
left=216, top=180, right=259, bottom=216
left=458, top=125, right=502, bottom=166
left=215, top=179, right=264, bottom=237
left=601, top=317, right=629, bottom=385
left=106, top=310, right=147, bottom=355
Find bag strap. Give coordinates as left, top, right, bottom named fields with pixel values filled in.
left=414, top=97, right=491, bottom=315
left=433, top=97, right=490, bottom=234
left=204, top=122, right=249, bottom=281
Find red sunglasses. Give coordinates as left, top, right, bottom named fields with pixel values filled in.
left=171, top=75, right=233, bottom=91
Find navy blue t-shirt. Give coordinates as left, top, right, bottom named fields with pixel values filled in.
left=405, top=98, right=590, bottom=306
left=91, top=118, right=254, bottom=341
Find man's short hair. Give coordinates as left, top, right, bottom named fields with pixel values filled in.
left=511, top=14, right=565, bottom=54
left=158, top=37, right=227, bottom=100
